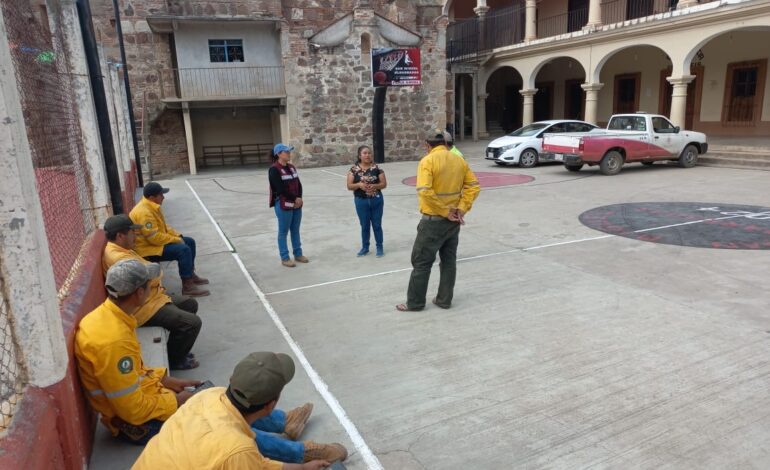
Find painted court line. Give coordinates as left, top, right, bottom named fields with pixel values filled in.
left=186, top=180, right=384, bottom=470
left=265, top=213, right=752, bottom=295
left=321, top=169, right=348, bottom=178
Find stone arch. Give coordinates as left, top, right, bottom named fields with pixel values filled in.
left=529, top=55, right=588, bottom=90
left=530, top=56, right=587, bottom=121
left=590, top=43, right=671, bottom=84
left=682, top=25, right=770, bottom=74
left=484, top=65, right=524, bottom=133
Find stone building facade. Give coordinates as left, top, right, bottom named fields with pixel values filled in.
left=89, top=0, right=449, bottom=176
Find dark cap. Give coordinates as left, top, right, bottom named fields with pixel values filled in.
left=426, top=128, right=447, bottom=144
left=103, top=214, right=141, bottom=235
left=143, top=182, right=170, bottom=198
left=229, top=352, right=295, bottom=408
left=105, top=259, right=161, bottom=297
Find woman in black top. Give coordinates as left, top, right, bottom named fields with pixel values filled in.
left=346, top=145, right=387, bottom=257
left=268, top=143, right=307, bottom=267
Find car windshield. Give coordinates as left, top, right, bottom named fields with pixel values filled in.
left=508, top=123, right=549, bottom=137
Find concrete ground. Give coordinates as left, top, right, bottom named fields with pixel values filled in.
left=91, top=140, right=770, bottom=469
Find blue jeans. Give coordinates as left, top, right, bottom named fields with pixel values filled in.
left=252, top=408, right=305, bottom=463
left=354, top=195, right=384, bottom=250
left=147, top=236, right=196, bottom=279
left=274, top=204, right=303, bottom=260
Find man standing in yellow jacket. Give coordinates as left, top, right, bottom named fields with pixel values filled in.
left=130, top=182, right=209, bottom=297
left=396, top=129, right=480, bottom=312
left=103, top=214, right=202, bottom=370
left=75, top=259, right=201, bottom=444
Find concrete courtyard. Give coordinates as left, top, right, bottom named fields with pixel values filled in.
left=91, top=141, right=770, bottom=469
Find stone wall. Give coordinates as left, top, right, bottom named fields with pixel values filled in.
left=88, top=0, right=447, bottom=174
left=148, top=109, right=189, bottom=177
left=285, top=2, right=448, bottom=166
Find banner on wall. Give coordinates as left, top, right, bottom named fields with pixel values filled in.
left=371, top=48, right=421, bottom=86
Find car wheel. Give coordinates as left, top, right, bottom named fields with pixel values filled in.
left=599, top=151, right=623, bottom=176
left=641, top=161, right=654, bottom=166
left=518, top=149, right=538, bottom=168
left=494, top=161, right=508, bottom=166
left=565, top=163, right=583, bottom=172
left=678, top=144, right=698, bottom=168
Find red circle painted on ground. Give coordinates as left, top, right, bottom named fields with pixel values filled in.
left=402, top=172, right=534, bottom=188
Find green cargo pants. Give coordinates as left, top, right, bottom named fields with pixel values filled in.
left=406, top=217, right=461, bottom=310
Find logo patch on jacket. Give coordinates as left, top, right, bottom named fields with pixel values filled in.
left=145, top=222, right=152, bottom=229
left=118, top=356, right=134, bottom=374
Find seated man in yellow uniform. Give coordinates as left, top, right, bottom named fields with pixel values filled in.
left=103, top=214, right=201, bottom=370
left=75, top=259, right=201, bottom=444
left=133, top=352, right=348, bottom=469
left=130, top=182, right=209, bottom=297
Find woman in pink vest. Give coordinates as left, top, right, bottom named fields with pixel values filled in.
left=269, top=144, right=308, bottom=268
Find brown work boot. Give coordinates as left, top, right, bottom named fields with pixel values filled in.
left=302, top=441, right=348, bottom=463
left=295, top=255, right=309, bottom=263
left=182, top=278, right=210, bottom=297
left=284, top=402, right=313, bottom=440
left=192, top=273, right=209, bottom=285
left=282, top=259, right=296, bottom=268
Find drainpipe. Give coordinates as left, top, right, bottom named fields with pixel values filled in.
left=75, top=0, right=123, bottom=213
left=112, top=0, right=143, bottom=186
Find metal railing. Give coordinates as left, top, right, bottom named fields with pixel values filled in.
left=447, top=5, right=526, bottom=61
left=601, top=0, right=673, bottom=23
left=537, top=7, right=588, bottom=38
left=159, top=66, right=286, bottom=100
left=447, top=16, right=480, bottom=61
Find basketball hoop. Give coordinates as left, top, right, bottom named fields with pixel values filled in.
left=378, top=51, right=405, bottom=71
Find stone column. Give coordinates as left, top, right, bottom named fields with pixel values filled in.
left=586, top=0, right=602, bottom=28
left=55, top=0, right=111, bottom=225
left=182, top=103, right=198, bottom=175
left=478, top=93, right=489, bottom=138
left=667, top=75, right=695, bottom=127
left=459, top=76, right=466, bottom=141
left=581, top=83, right=604, bottom=125
left=525, top=0, right=537, bottom=42
left=520, top=88, right=537, bottom=126
left=0, top=12, right=68, bottom=387
left=472, top=73, right=479, bottom=141
left=474, top=0, right=490, bottom=17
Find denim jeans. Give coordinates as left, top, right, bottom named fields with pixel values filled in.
left=147, top=236, right=196, bottom=279
left=252, top=408, right=305, bottom=463
left=353, top=194, right=384, bottom=250
left=406, top=218, right=461, bottom=310
left=274, top=204, right=303, bottom=260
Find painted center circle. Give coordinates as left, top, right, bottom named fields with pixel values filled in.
left=580, top=202, right=770, bottom=250
left=402, top=172, right=534, bottom=188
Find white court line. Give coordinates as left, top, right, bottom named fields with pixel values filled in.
left=186, top=180, right=384, bottom=470
left=265, top=213, right=751, bottom=295
left=321, top=169, right=347, bottom=178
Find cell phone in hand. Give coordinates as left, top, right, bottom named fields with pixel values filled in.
left=192, top=380, right=215, bottom=393
left=328, top=462, right=346, bottom=470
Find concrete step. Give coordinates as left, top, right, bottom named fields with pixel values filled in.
left=707, top=145, right=770, bottom=155
left=698, top=155, right=770, bottom=170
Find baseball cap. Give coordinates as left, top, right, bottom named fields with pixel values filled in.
left=143, top=182, right=170, bottom=198
left=426, top=128, right=447, bottom=143
left=273, top=143, right=294, bottom=156
left=229, top=352, right=295, bottom=408
left=103, top=214, right=141, bottom=235
left=105, top=259, right=161, bottom=297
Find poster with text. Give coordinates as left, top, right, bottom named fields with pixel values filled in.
left=371, top=48, right=421, bottom=86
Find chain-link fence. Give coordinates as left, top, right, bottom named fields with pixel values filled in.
left=0, top=1, right=100, bottom=430
left=3, top=2, right=97, bottom=292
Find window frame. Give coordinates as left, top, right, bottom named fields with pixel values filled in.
left=208, top=39, right=245, bottom=63
left=721, top=59, right=767, bottom=126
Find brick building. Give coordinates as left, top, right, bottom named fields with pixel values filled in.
left=89, top=0, right=449, bottom=176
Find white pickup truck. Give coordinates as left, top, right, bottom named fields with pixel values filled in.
left=542, top=113, right=709, bottom=175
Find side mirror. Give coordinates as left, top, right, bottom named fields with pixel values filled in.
left=674, top=126, right=680, bottom=134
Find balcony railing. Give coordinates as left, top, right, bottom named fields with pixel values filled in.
left=601, top=0, right=673, bottom=23
left=447, top=5, right=525, bottom=61
left=537, top=7, right=588, bottom=38
left=159, top=66, right=285, bottom=100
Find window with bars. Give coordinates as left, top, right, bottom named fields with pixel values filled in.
left=727, top=66, right=758, bottom=122
left=209, top=39, right=244, bottom=63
